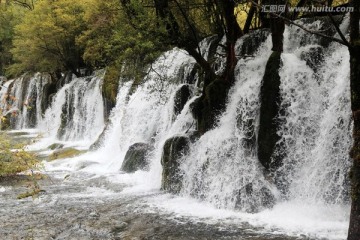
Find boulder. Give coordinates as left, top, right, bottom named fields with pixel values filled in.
left=238, top=29, right=271, bottom=57
left=173, top=85, right=191, bottom=118
left=190, top=80, right=230, bottom=134
left=161, top=136, right=190, bottom=193
left=47, top=143, right=64, bottom=150
left=121, top=143, right=152, bottom=173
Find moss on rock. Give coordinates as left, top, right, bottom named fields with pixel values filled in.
left=47, top=143, right=64, bottom=150
left=49, top=148, right=85, bottom=161
left=102, top=66, right=120, bottom=120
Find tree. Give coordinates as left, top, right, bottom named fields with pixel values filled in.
left=0, top=2, right=26, bottom=76
left=348, top=0, right=360, bottom=238
left=9, top=0, right=91, bottom=77
left=77, top=0, right=168, bottom=78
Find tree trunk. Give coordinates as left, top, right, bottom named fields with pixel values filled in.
left=218, top=0, right=243, bottom=84
left=348, top=0, right=360, bottom=239
left=270, top=0, right=286, bottom=52
left=244, top=3, right=256, bottom=34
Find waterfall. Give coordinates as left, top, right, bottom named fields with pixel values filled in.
left=0, top=16, right=352, bottom=240
left=82, top=48, right=196, bottom=177
left=37, top=72, right=105, bottom=146
left=275, top=23, right=352, bottom=204
left=180, top=35, right=275, bottom=212
left=0, top=73, right=51, bottom=129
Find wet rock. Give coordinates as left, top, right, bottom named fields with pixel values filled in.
left=190, top=80, right=230, bottom=134
left=236, top=183, right=276, bottom=213
left=49, top=148, right=85, bottom=161
left=111, top=222, right=128, bottom=234
left=47, top=143, right=64, bottom=150
left=161, top=136, right=190, bottom=193
left=57, top=90, right=75, bottom=139
left=56, top=71, right=73, bottom=89
left=102, top=66, right=120, bottom=120
left=89, top=127, right=106, bottom=151
left=300, top=46, right=324, bottom=73
left=121, top=143, right=152, bottom=173
left=89, top=211, right=100, bottom=219
left=185, top=63, right=200, bottom=84
left=173, top=85, right=191, bottom=118
left=258, top=51, right=282, bottom=171
left=238, top=29, right=271, bottom=57
left=41, top=73, right=57, bottom=114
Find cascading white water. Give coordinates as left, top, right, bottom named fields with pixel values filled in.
left=38, top=72, right=105, bottom=146
left=1, top=16, right=353, bottom=240
left=179, top=35, right=276, bottom=212
left=80, top=49, right=196, bottom=177
left=16, top=73, right=50, bottom=129
left=0, top=73, right=50, bottom=129
left=0, top=79, right=14, bottom=113
left=275, top=22, right=352, bottom=204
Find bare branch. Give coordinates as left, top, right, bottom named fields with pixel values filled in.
left=327, top=13, right=350, bottom=47
left=250, top=1, right=349, bottom=47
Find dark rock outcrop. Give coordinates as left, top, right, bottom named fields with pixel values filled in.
left=238, top=29, right=271, bottom=57
left=89, top=127, right=107, bottom=151
left=41, top=73, right=57, bottom=114
left=56, top=72, right=73, bottom=90
left=235, top=183, right=276, bottom=213
left=161, top=136, right=190, bottom=193
left=190, top=80, right=229, bottom=134
left=102, top=67, right=120, bottom=121
left=300, top=46, right=324, bottom=73
left=173, top=85, right=191, bottom=118
left=257, top=51, right=282, bottom=172
left=121, top=143, right=152, bottom=173
left=47, top=143, right=65, bottom=150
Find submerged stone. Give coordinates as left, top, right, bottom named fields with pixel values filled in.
left=121, top=143, right=152, bottom=173
left=235, top=183, right=276, bottom=213
left=47, top=143, right=65, bottom=150
left=300, top=46, right=324, bottom=73
left=49, top=148, right=85, bottom=161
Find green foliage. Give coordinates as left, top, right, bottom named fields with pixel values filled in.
left=77, top=0, right=168, bottom=75
left=0, top=133, right=39, bottom=176
left=9, top=0, right=91, bottom=76
left=103, top=65, right=121, bottom=104
left=0, top=3, right=26, bottom=76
